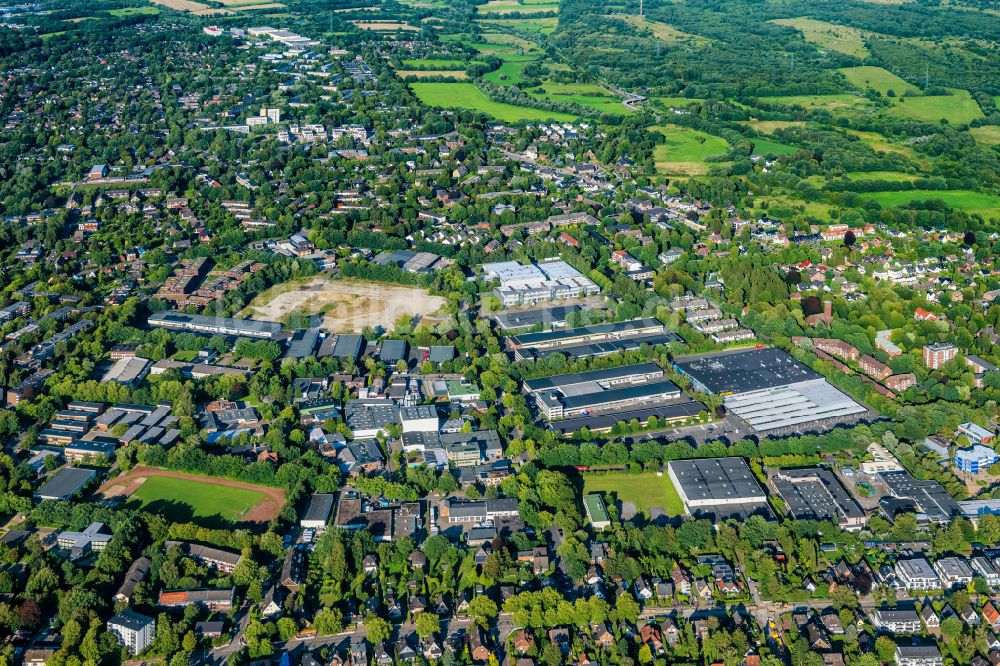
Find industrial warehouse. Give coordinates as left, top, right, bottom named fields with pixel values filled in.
left=482, top=259, right=600, bottom=307
left=770, top=467, right=866, bottom=530
left=673, top=348, right=867, bottom=433
left=522, top=363, right=682, bottom=420
left=506, top=317, right=683, bottom=361
left=667, top=457, right=773, bottom=520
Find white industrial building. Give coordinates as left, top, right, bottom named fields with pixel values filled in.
left=482, top=258, right=600, bottom=307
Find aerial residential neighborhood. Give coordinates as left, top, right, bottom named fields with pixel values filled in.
left=0, top=1, right=998, bottom=666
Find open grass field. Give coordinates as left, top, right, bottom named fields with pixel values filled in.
left=771, top=17, right=870, bottom=58
left=399, top=70, right=468, bottom=79
left=612, top=14, right=710, bottom=45
left=109, top=6, right=160, bottom=15
left=839, top=65, right=918, bottom=95
left=401, top=58, right=469, bottom=68
left=582, top=471, right=684, bottom=517
left=654, top=96, right=702, bottom=108
left=652, top=124, right=729, bottom=175
left=483, top=60, right=531, bottom=85
left=752, top=138, right=797, bottom=156
left=527, top=82, right=631, bottom=115
left=970, top=125, right=1000, bottom=146
left=410, top=82, right=576, bottom=122
left=858, top=189, right=1000, bottom=216
left=479, top=0, right=558, bottom=14
left=740, top=120, right=806, bottom=133
left=843, top=128, right=922, bottom=162
left=480, top=16, right=558, bottom=34
left=480, top=32, right=538, bottom=50
left=242, top=275, right=447, bottom=332
left=758, top=93, right=872, bottom=113
left=887, top=89, right=983, bottom=124
left=96, top=467, right=284, bottom=529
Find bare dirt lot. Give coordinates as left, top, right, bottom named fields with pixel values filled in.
left=95, top=466, right=285, bottom=527
left=241, top=275, right=447, bottom=333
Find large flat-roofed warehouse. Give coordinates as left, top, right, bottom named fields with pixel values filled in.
left=482, top=259, right=600, bottom=307
left=881, top=470, right=961, bottom=524
left=506, top=318, right=682, bottom=361
left=770, top=467, right=866, bottom=530
left=523, top=363, right=680, bottom=420
left=667, top=457, right=773, bottom=520
left=492, top=305, right=581, bottom=332
left=673, top=348, right=866, bottom=432
left=147, top=311, right=282, bottom=340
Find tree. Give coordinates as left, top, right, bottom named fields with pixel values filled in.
left=315, top=608, right=344, bottom=636
left=616, top=593, right=640, bottom=625
left=467, top=596, right=498, bottom=623
left=875, top=636, right=896, bottom=663
left=364, top=615, right=391, bottom=645
left=843, top=230, right=856, bottom=247
left=940, top=615, right=963, bottom=639
left=277, top=617, right=297, bottom=641
left=415, top=612, right=440, bottom=639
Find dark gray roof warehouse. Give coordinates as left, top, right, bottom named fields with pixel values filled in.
left=673, top=347, right=821, bottom=395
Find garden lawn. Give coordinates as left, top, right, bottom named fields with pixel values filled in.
left=582, top=471, right=684, bottom=517
left=410, top=82, right=576, bottom=121
left=126, top=475, right=268, bottom=527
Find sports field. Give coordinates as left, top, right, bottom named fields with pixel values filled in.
left=97, top=467, right=284, bottom=528
left=582, top=471, right=684, bottom=517
left=410, top=82, right=576, bottom=121
left=242, top=275, right=447, bottom=332
left=839, top=66, right=917, bottom=95
left=771, top=17, right=869, bottom=58
left=652, top=125, right=729, bottom=175
left=887, top=89, right=983, bottom=124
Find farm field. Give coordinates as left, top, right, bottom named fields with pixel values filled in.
left=887, top=89, right=983, bottom=124
left=352, top=20, right=419, bottom=31
left=839, top=66, right=917, bottom=95
left=582, top=471, right=684, bottom=517
left=652, top=125, right=729, bottom=175
left=410, top=82, right=576, bottom=122
left=480, top=32, right=538, bottom=50
left=97, top=467, right=284, bottom=529
left=149, top=0, right=210, bottom=11
left=242, top=275, right=448, bottom=332
left=741, top=120, right=806, bottom=133
left=400, top=58, right=469, bottom=69
left=970, top=125, right=1000, bottom=146
left=858, top=189, right=1000, bottom=216
left=612, top=14, right=710, bottom=45
left=771, top=17, right=870, bottom=58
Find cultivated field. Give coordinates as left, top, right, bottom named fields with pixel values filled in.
left=771, top=17, right=870, bottom=58
left=410, top=82, right=576, bottom=121
left=150, top=0, right=210, bottom=11
left=582, top=471, right=684, bottom=517
left=352, top=20, right=419, bottom=31
left=96, top=467, right=284, bottom=528
left=652, top=124, right=729, bottom=175
left=242, top=275, right=447, bottom=332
